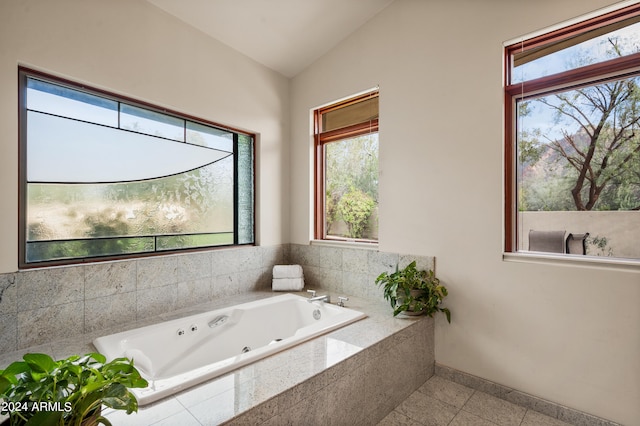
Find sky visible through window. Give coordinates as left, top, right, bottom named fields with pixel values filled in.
left=512, top=21, right=640, bottom=83
left=514, top=21, right=640, bottom=142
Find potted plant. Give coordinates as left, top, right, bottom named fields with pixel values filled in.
left=0, top=352, right=148, bottom=426
left=375, top=260, right=451, bottom=321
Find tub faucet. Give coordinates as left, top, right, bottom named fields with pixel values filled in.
left=308, top=294, right=330, bottom=303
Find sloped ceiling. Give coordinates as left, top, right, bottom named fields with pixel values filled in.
left=147, top=0, right=395, bottom=78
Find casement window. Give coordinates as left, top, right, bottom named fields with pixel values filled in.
left=504, top=4, right=640, bottom=261
left=314, top=90, right=379, bottom=242
left=19, top=68, right=254, bottom=267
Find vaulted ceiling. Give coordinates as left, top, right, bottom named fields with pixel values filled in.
left=147, top=0, right=395, bottom=78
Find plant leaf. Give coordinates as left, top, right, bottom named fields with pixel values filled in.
left=24, top=410, right=62, bottom=426
left=442, top=307, right=451, bottom=323
left=23, top=353, right=56, bottom=374
left=102, top=383, right=138, bottom=413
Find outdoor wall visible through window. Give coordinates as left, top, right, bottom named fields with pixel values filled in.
left=19, top=69, right=254, bottom=266
left=504, top=5, right=640, bottom=260
left=314, top=90, right=379, bottom=242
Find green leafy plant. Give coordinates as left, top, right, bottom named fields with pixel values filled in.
left=587, top=235, right=614, bottom=257
left=337, top=187, right=375, bottom=238
left=375, top=261, right=451, bottom=322
left=0, top=352, right=148, bottom=426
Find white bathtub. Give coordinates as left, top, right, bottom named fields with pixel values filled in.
left=93, top=293, right=366, bottom=405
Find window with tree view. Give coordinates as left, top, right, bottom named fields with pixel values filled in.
left=505, top=5, right=640, bottom=260
left=19, top=69, right=254, bottom=266
left=314, top=91, right=378, bottom=242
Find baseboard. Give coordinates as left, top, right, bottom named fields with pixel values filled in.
left=435, top=364, right=621, bottom=426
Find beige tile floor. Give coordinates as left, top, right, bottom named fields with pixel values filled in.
left=378, top=375, right=573, bottom=426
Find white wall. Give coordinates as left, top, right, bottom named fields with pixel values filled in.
left=290, top=0, right=640, bottom=424
left=2, top=0, right=639, bottom=423
left=0, top=0, right=290, bottom=273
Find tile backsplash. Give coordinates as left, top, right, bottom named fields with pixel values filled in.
left=0, top=243, right=434, bottom=355
left=0, top=245, right=283, bottom=355
left=287, top=243, right=434, bottom=301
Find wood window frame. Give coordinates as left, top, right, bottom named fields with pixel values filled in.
left=313, top=91, right=379, bottom=241
left=18, top=67, right=256, bottom=268
left=504, top=3, right=640, bottom=253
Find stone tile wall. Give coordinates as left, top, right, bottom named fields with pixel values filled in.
left=0, top=243, right=435, bottom=357
left=286, top=243, right=435, bottom=301
left=0, top=245, right=284, bottom=355
left=227, top=315, right=435, bottom=425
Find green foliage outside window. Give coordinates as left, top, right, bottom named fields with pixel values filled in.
left=325, top=134, right=378, bottom=240
left=337, top=187, right=375, bottom=239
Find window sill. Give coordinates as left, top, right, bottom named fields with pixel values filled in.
left=310, top=239, right=379, bottom=251
left=503, top=252, right=640, bottom=272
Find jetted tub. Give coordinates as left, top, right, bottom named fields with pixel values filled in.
left=93, top=293, right=366, bottom=405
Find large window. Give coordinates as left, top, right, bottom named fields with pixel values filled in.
left=314, top=90, right=379, bottom=242
left=19, top=68, right=254, bottom=267
left=505, top=4, right=640, bottom=260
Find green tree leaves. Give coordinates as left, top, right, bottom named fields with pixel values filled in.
left=325, top=134, right=378, bottom=239
left=337, top=188, right=375, bottom=238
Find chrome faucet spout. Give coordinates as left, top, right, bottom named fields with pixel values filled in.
left=307, top=294, right=330, bottom=303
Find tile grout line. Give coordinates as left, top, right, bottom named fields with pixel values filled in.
left=173, top=396, right=204, bottom=426
left=446, top=388, right=475, bottom=426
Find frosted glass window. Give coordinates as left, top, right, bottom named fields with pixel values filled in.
left=120, top=104, right=185, bottom=141
left=27, top=111, right=230, bottom=183
left=237, top=134, right=255, bottom=245
left=187, top=121, right=234, bottom=152
left=27, top=78, right=118, bottom=127
left=20, top=69, right=255, bottom=266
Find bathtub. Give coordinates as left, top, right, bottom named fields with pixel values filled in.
left=92, top=293, right=366, bottom=405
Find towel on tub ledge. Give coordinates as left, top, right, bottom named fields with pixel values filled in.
left=272, top=264, right=304, bottom=291
left=272, top=277, right=304, bottom=291
left=272, top=264, right=303, bottom=279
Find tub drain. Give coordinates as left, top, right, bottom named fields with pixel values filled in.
left=242, top=346, right=251, bottom=353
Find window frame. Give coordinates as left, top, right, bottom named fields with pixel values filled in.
left=18, top=67, right=256, bottom=268
left=313, top=90, right=379, bottom=242
left=504, top=3, right=640, bottom=256
left=503, top=4, right=640, bottom=263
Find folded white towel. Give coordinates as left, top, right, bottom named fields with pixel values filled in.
left=272, top=277, right=304, bottom=291
left=272, top=264, right=303, bottom=279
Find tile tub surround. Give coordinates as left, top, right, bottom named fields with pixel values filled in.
left=0, top=291, right=435, bottom=425
left=287, top=243, right=435, bottom=300
left=0, top=243, right=429, bottom=356
left=0, top=245, right=285, bottom=355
